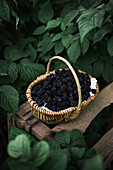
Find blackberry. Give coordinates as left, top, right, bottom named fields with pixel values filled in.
left=82, top=94, right=87, bottom=100
left=57, top=97, right=62, bottom=102
left=51, top=87, right=57, bottom=92
left=56, top=107, right=61, bottom=111
left=66, top=76, right=73, bottom=82
left=63, top=73, right=67, bottom=77
left=79, top=73, right=84, bottom=78
left=92, top=89, right=96, bottom=94
left=56, top=90, right=61, bottom=96
left=62, top=78, right=67, bottom=83
left=37, top=90, right=42, bottom=96
left=62, top=69, right=66, bottom=74
left=73, top=89, right=78, bottom=95
left=68, top=87, right=73, bottom=92
left=69, top=92, right=73, bottom=97
left=70, top=100, right=77, bottom=107
left=61, top=85, right=66, bottom=92
left=62, top=93, right=67, bottom=100
left=67, top=82, right=72, bottom=87
left=69, top=96, right=74, bottom=102
left=79, top=77, right=83, bottom=84
left=51, top=105, right=56, bottom=111
left=66, top=70, right=72, bottom=76
left=55, top=70, right=60, bottom=75
left=65, top=101, right=69, bottom=106
left=31, top=90, right=36, bottom=95
left=37, top=100, right=44, bottom=106
left=73, top=84, right=77, bottom=88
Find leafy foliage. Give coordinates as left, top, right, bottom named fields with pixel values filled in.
left=5, top=128, right=106, bottom=170
left=0, top=0, right=113, bottom=115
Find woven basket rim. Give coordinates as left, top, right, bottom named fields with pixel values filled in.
left=26, top=68, right=99, bottom=116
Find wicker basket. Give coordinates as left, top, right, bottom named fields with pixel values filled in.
left=26, top=56, right=99, bottom=124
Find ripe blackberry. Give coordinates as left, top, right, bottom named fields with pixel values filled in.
left=67, top=82, right=72, bottom=87
left=51, top=105, right=56, bottom=111
left=51, top=87, right=57, bottom=92
left=68, top=87, right=73, bottom=92
left=37, top=90, right=42, bottom=96
left=61, top=85, right=66, bottom=92
left=92, top=89, right=96, bottom=94
left=37, top=100, right=44, bottom=106
left=56, top=107, right=61, bottom=111
left=66, top=76, right=73, bottom=82
left=69, top=96, right=74, bottom=102
left=56, top=90, right=61, bottom=96
left=62, top=93, right=67, bottom=100
left=70, top=100, right=77, bottom=107
left=82, top=94, right=87, bottom=100
left=62, top=78, right=67, bottom=83
left=31, top=90, right=36, bottom=95
left=57, top=97, right=62, bottom=102
left=62, top=69, right=66, bottom=74
left=69, top=92, right=73, bottom=97
left=55, top=70, right=60, bottom=75
left=79, top=73, right=84, bottom=78
left=79, top=77, right=83, bottom=84
left=73, top=84, right=77, bottom=88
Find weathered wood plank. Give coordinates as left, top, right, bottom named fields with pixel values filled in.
left=32, top=122, right=51, bottom=140
left=50, top=82, right=113, bottom=134
left=94, top=127, right=113, bottom=163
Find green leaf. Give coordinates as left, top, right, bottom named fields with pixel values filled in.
left=81, top=36, right=89, bottom=55
left=0, top=60, right=18, bottom=83
left=63, top=10, right=79, bottom=29
left=77, top=49, right=99, bottom=65
left=107, top=36, right=113, bottom=56
left=42, top=150, right=67, bottom=170
left=33, top=26, right=46, bottom=35
left=42, top=37, right=54, bottom=55
left=8, top=134, right=31, bottom=161
left=32, top=141, right=49, bottom=167
left=55, top=41, right=64, bottom=55
left=67, top=39, right=81, bottom=64
left=0, top=85, right=19, bottom=115
left=46, top=19, right=61, bottom=30
left=55, top=130, right=70, bottom=147
left=52, top=33, right=64, bottom=42
left=65, top=25, right=77, bottom=34
left=93, top=60, right=104, bottom=77
left=19, top=59, right=45, bottom=82
left=39, top=1, right=54, bottom=23
left=70, top=129, right=84, bottom=143
left=47, top=140, right=61, bottom=151
left=8, top=159, right=35, bottom=170
left=0, top=73, right=7, bottom=76
left=77, top=8, right=105, bottom=42
left=102, top=63, right=113, bottom=83
left=82, top=155, right=104, bottom=170
left=83, top=148, right=96, bottom=159
left=71, top=147, right=85, bottom=160
left=4, top=45, right=25, bottom=61
left=72, top=139, right=87, bottom=148
left=9, top=127, right=37, bottom=146
left=0, top=0, right=10, bottom=21
left=62, top=34, right=73, bottom=48
left=93, top=24, right=113, bottom=44
left=54, top=60, right=67, bottom=70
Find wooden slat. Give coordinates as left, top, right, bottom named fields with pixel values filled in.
left=16, top=102, right=30, bottom=117
left=32, top=122, right=51, bottom=140
left=49, top=82, right=113, bottom=134
left=94, top=127, right=113, bottom=163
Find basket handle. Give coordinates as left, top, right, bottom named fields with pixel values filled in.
left=46, top=56, right=82, bottom=109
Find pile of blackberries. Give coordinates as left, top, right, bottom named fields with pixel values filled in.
left=31, top=69, right=96, bottom=111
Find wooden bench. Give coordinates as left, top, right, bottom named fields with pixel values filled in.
left=8, top=82, right=113, bottom=163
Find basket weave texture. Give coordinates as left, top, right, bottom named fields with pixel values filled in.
left=26, top=56, right=99, bottom=124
